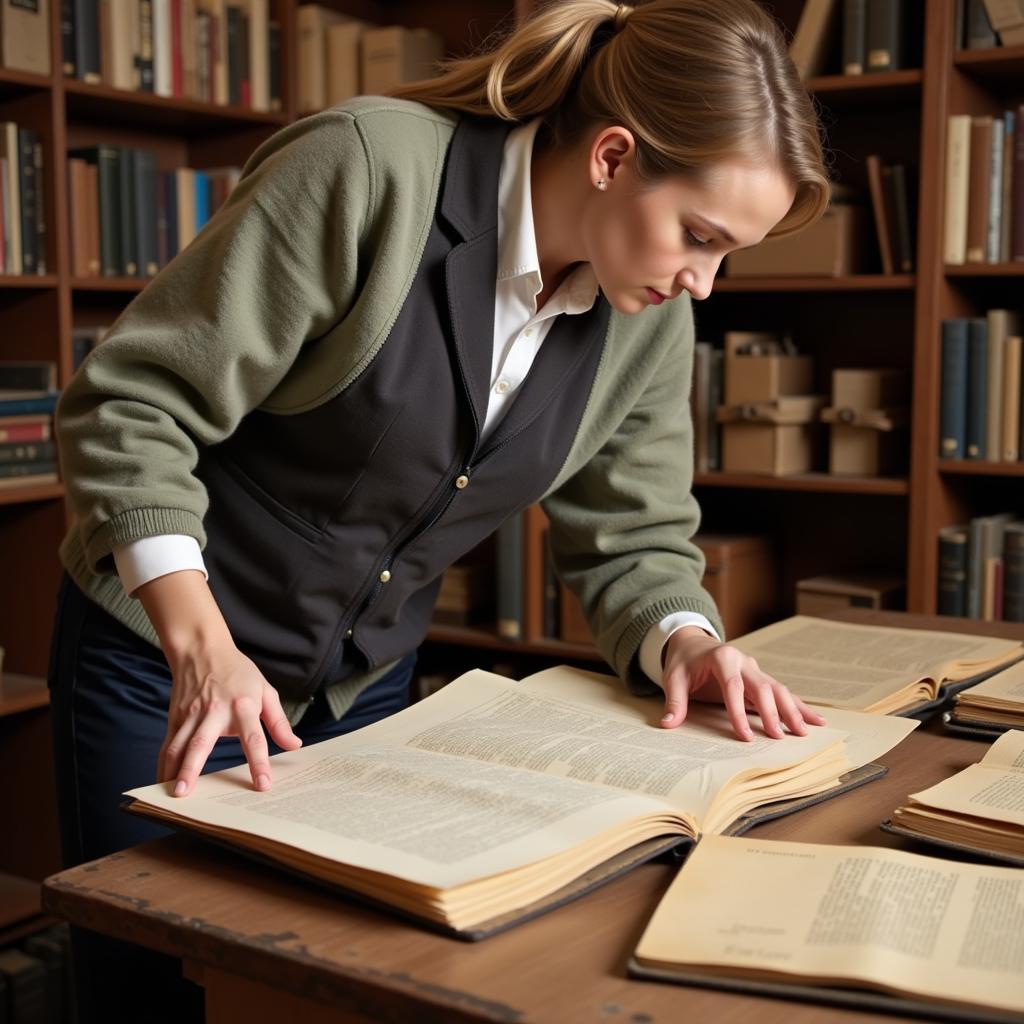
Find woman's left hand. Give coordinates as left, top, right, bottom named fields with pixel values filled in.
left=660, top=626, right=827, bottom=740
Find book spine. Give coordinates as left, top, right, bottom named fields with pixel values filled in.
left=865, top=0, right=904, bottom=72
left=937, top=528, right=968, bottom=617
left=32, top=139, right=46, bottom=274
left=937, top=319, right=962, bottom=456
left=944, top=115, right=971, bottom=265
left=0, top=440, right=56, bottom=463
left=985, top=310, right=1010, bottom=461
left=62, top=0, right=77, bottom=73
left=1000, top=109, right=1014, bottom=262
left=0, top=459, right=59, bottom=479
left=97, top=145, right=121, bottom=276
left=0, top=362, right=56, bottom=389
left=170, top=0, right=183, bottom=96
left=889, top=163, right=914, bottom=272
left=965, top=0, right=997, bottom=46
left=966, top=517, right=985, bottom=618
left=152, top=0, right=171, bottom=95
left=1000, top=334, right=1021, bottom=461
left=0, top=420, right=50, bottom=442
left=118, top=147, right=137, bottom=275
left=987, top=117, right=1004, bottom=263
left=708, top=349, right=723, bottom=471
left=866, top=153, right=894, bottom=274
left=137, top=0, right=155, bottom=90
left=226, top=5, right=240, bottom=105
left=966, top=317, right=988, bottom=460
left=842, top=0, right=866, bottom=74
left=239, top=9, right=250, bottom=107
left=1003, top=525, right=1024, bottom=622
left=135, top=149, right=158, bottom=275
left=268, top=19, right=280, bottom=111
left=74, top=0, right=101, bottom=80
left=164, top=168, right=178, bottom=258
left=0, top=394, right=59, bottom=415
left=496, top=512, right=524, bottom=641
left=17, top=129, right=36, bottom=275
left=966, top=116, right=993, bottom=263
left=1014, top=102, right=1024, bottom=261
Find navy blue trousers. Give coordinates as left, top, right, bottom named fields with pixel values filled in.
left=48, top=574, right=415, bottom=1023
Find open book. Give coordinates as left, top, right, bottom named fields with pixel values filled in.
left=729, top=616, right=1022, bottom=715
left=882, top=728, right=1024, bottom=865
left=947, top=661, right=1024, bottom=735
left=124, top=665, right=915, bottom=938
left=631, top=835, right=1024, bottom=1022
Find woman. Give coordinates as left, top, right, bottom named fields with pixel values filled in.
left=51, top=0, right=829, bottom=1017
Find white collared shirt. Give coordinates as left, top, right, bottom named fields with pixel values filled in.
left=113, top=118, right=717, bottom=687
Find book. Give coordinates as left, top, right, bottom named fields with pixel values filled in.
left=965, top=0, right=998, bottom=47
left=864, top=0, right=905, bottom=72
left=987, top=116, right=1005, bottom=262
left=728, top=615, right=1023, bottom=714
left=965, top=316, right=987, bottom=459
left=947, top=659, right=1024, bottom=734
left=0, top=361, right=56, bottom=392
left=864, top=154, right=893, bottom=273
left=1004, top=521, right=1024, bottom=623
left=0, top=414, right=50, bottom=442
left=982, top=0, right=1024, bottom=44
left=296, top=3, right=345, bottom=112
left=1015, top=102, right=1024, bottom=261
left=944, top=114, right=971, bottom=264
left=0, top=469, right=57, bottom=489
left=0, top=392, right=58, bottom=415
left=966, top=116, right=993, bottom=263
left=885, top=727, right=1024, bottom=864
left=1000, top=109, right=1014, bottom=262
left=938, top=525, right=969, bottom=617
left=326, top=19, right=364, bottom=106
left=0, top=440, right=55, bottom=463
left=630, top=834, right=1024, bottom=1020
left=884, top=162, right=913, bottom=271
left=1, top=0, right=51, bottom=75
left=841, top=0, right=866, bottom=74
left=788, top=0, right=840, bottom=78
left=1, top=121, right=22, bottom=275
left=1000, top=334, right=1021, bottom=460
left=123, top=663, right=916, bottom=937
left=939, top=318, right=969, bottom=458
left=985, top=309, right=1018, bottom=459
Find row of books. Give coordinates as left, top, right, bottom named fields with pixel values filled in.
left=943, top=107, right=1024, bottom=265
left=692, top=341, right=723, bottom=473
left=63, top=0, right=281, bottom=111
left=297, top=6, right=442, bottom=113
left=68, top=145, right=239, bottom=278
left=939, top=311, right=1023, bottom=462
left=788, top=0, right=914, bottom=79
left=0, top=122, right=47, bottom=276
left=0, top=925, right=73, bottom=1024
left=0, top=361, right=60, bottom=489
left=938, top=512, right=1023, bottom=622
left=962, top=0, right=1024, bottom=47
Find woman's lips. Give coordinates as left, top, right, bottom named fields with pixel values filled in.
left=646, top=287, right=666, bottom=305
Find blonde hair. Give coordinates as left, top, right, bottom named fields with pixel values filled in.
left=394, top=0, right=829, bottom=236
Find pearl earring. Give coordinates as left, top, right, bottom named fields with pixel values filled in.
left=596, top=178, right=607, bottom=190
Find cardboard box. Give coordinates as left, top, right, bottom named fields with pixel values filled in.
left=696, top=534, right=778, bottom=639
left=795, top=574, right=905, bottom=616
left=725, top=354, right=813, bottom=405
left=724, top=203, right=869, bottom=278
left=362, top=25, right=443, bottom=93
left=718, top=396, right=826, bottom=475
left=821, top=405, right=908, bottom=476
left=831, top=369, right=909, bottom=411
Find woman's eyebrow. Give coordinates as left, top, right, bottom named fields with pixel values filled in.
left=693, top=214, right=737, bottom=245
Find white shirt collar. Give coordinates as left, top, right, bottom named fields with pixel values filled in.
left=497, top=119, right=599, bottom=317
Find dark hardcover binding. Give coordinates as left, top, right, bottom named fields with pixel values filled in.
left=0, top=459, right=59, bottom=479
left=0, top=393, right=59, bottom=415
left=156, top=170, right=169, bottom=268
left=17, top=129, right=37, bottom=275
left=118, top=148, right=137, bottom=276
left=943, top=710, right=1011, bottom=740
left=865, top=0, right=904, bottom=71
left=226, top=4, right=241, bottom=106
left=133, top=149, right=158, bottom=276
left=164, top=169, right=179, bottom=261
left=965, top=317, right=987, bottom=460
left=125, top=764, right=886, bottom=942
left=0, top=441, right=56, bottom=463
left=965, top=0, right=997, bottom=48
left=1003, top=521, right=1024, bottom=623
left=879, top=820, right=1024, bottom=869
left=887, top=163, right=914, bottom=271
left=939, top=318, right=968, bottom=459
left=32, top=139, right=46, bottom=274
left=268, top=19, right=280, bottom=110
left=137, top=0, right=155, bottom=91
left=841, top=0, right=866, bottom=73
left=0, top=361, right=56, bottom=390
left=1014, top=102, right=1024, bottom=262
left=238, top=9, right=250, bottom=108
left=68, top=145, right=121, bottom=277
left=967, top=516, right=985, bottom=619
left=937, top=525, right=969, bottom=617
left=73, top=0, right=100, bottom=81
left=61, top=0, right=76, bottom=73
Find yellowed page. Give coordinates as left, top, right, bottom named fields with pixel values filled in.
left=636, top=836, right=1024, bottom=1015
left=905, top=729, right=1024, bottom=828
left=958, top=660, right=1024, bottom=708
left=127, top=666, right=852, bottom=890
left=729, top=616, right=1021, bottom=710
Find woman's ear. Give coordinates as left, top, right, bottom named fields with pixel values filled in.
left=588, top=126, right=636, bottom=188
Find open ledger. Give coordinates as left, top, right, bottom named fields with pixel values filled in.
left=729, top=616, right=1022, bottom=715
left=883, top=728, right=1024, bottom=865
left=947, top=661, right=1024, bottom=733
left=631, top=835, right=1024, bottom=1022
left=124, top=665, right=916, bottom=938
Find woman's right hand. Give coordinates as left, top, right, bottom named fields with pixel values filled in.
left=137, top=570, right=302, bottom=797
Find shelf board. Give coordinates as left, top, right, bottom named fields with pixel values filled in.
left=0, top=67, right=52, bottom=95
left=805, top=69, right=922, bottom=103
left=945, top=262, right=1024, bottom=277
left=692, top=472, right=909, bottom=495
left=0, top=481, right=64, bottom=506
left=939, top=460, right=1024, bottom=477
left=0, top=674, right=49, bottom=718
left=0, top=872, right=42, bottom=933
left=63, top=78, right=289, bottom=132
left=714, top=274, right=914, bottom=293
left=426, top=623, right=602, bottom=662
left=954, top=44, right=1024, bottom=81
left=71, top=276, right=148, bottom=293
left=0, top=274, right=58, bottom=290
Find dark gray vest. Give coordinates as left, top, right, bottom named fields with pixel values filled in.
left=195, top=116, right=611, bottom=701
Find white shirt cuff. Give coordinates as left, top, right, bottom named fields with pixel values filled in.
left=113, top=535, right=208, bottom=597
left=639, top=612, right=721, bottom=687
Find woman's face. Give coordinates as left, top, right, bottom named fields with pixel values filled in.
left=580, top=129, right=797, bottom=314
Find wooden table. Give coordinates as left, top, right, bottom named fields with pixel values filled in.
left=41, top=613, right=1024, bottom=1023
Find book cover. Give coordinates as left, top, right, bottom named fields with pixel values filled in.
left=31, top=138, right=45, bottom=273
left=944, top=114, right=971, bottom=265
left=137, top=0, right=154, bottom=90
left=886, top=162, right=914, bottom=272
left=0, top=361, right=56, bottom=391
left=788, top=0, right=840, bottom=78
left=1000, top=335, right=1021, bottom=461
left=965, top=0, right=998, bottom=46
left=865, top=154, right=894, bottom=273
left=68, top=144, right=121, bottom=277
left=1, top=0, right=51, bottom=75
left=987, top=116, right=1004, bottom=263
left=1014, top=102, right=1024, bottom=261
left=966, top=116, right=993, bottom=263
left=133, top=148, right=158, bottom=276
left=73, top=0, right=100, bottom=80
left=940, top=319, right=969, bottom=459
left=864, top=0, right=904, bottom=71
left=1000, top=110, right=1014, bottom=262
left=1003, top=522, right=1024, bottom=623
left=984, top=309, right=1018, bottom=460
left=965, top=317, right=987, bottom=459
left=118, top=147, right=137, bottom=275
left=17, top=128, right=36, bottom=275
left=61, top=0, right=75, bottom=73
left=0, top=415, right=50, bottom=442
left=938, top=525, right=969, bottom=618
left=0, top=122, right=22, bottom=275
left=841, top=0, right=866, bottom=74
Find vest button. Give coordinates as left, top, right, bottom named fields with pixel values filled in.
left=455, top=474, right=469, bottom=489
left=379, top=569, right=392, bottom=583
left=345, top=628, right=353, bottom=638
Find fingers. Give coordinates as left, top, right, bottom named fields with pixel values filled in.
left=173, top=704, right=230, bottom=797
left=237, top=698, right=273, bottom=792
left=262, top=685, right=303, bottom=751
left=795, top=694, right=827, bottom=726
left=660, top=674, right=690, bottom=728
left=720, top=673, right=755, bottom=741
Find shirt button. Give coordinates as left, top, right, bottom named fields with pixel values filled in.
left=379, top=569, right=391, bottom=583
left=455, top=474, right=469, bottom=489
left=495, top=379, right=511, bottom=394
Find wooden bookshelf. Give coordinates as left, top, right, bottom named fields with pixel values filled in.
left=714, top=273, right=915, bottom=292
left=939, top=461, right=1024, bottom=477
left=805, top=68, right=923, bottom=102
left=944, top=262, right=1024, bottom=276
left=692, top=472, right=909, bottom=496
